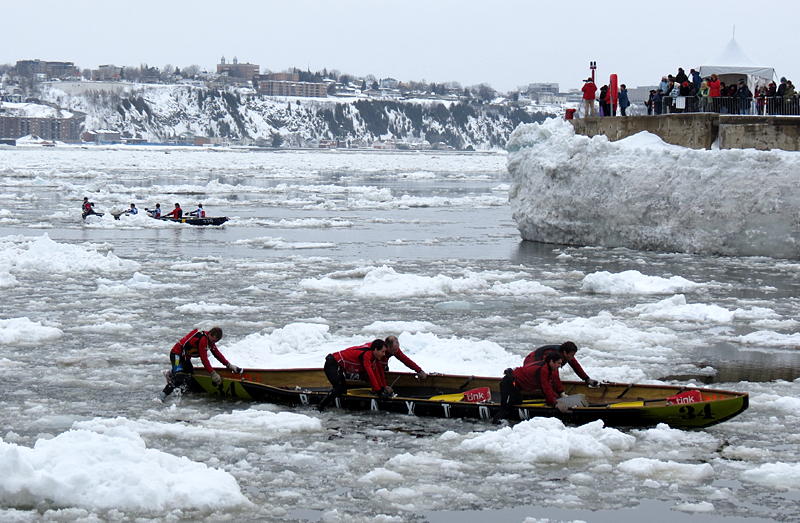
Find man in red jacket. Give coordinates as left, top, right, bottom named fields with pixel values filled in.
left=317, top=339, right=391, bottom=412
left=165, top=203, right=183, bottom=219
left=582, top=78, right=597, bottom=117
left=492, top=351, right=568, bottom=423
left=523, top=341, right=598, bottom=386
left=155, top=327, right=242, bottom=403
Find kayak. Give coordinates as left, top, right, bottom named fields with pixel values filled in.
left=187, top=368, right=749, bottom=429
left=82, top=213, right=227, bottom=226
left=160, top=216, right=228, bottom=226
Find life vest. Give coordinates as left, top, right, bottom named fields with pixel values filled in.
left=83, top=202, right=93, bottom=213
left=178, top=329, right=208, bottom=358
left=333, top=345, right=373, bottom=374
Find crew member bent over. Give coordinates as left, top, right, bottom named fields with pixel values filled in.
left=523, top=341, right=598, bottom=387
left=317, top=339, right=392, bottom=412
left=155, top=326, right=242, bottom=403
left=492, top=351, right=568, bottom=423
left=383, top=335, right=427, bottom=379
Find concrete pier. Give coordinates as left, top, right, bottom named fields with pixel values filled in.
left=570, top=114, right=800, bottom=151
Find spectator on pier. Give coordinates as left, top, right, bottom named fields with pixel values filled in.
left=675, top=68, right=689, bottom=85
left=659, top=76, right=669, bottom=94
left=691, top=69, right=702, bottom=91
left=755, top=84, right=767, bottom=115
left=784, top=80, right=797, bottom=115
left=698, top=81, right=710, bottom=111
left=708, top=74, right=721, bottom=112
left=598, top=85, right=610, bottom=116
left=734, top=79, right=752, bottom=114
left=618, top=84, right=630, bottom=116
left=777, top=77, right=788, bottom=98
left=686, top=82, right=698, bottom=112
left=654, top=89, right=664, bottom=115
left=766, top=81, right=778, bottom=115
left=581, top=78, right=597, bottom=117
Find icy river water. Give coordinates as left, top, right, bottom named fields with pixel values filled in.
left=1, top=146, right=799, bottom=523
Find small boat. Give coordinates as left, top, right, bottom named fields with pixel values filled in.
left=159, top=216, right=228, bottom=226
left=187, top=368, right=749, bottom=429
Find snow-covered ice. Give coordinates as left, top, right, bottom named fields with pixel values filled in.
left=508, top=118, right=800, bottom=258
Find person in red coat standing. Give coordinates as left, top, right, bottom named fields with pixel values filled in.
left=492, top=351, right=568, bottom=423
left=318, top=339, right=392, bottom=412
left=581, top=78, right=597, bottom=117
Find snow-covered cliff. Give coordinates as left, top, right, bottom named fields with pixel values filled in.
left=507, top=118, right=800, bottom=258
left=39, top=83, right=550, bottom=149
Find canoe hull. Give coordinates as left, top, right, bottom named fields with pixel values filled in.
left=160, top=216, right=228, bottom=226
left=187, top=368, right=749, bottom=429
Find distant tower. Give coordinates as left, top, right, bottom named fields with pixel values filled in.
left=221, top=56, right=226, bottom=64
left=233, top=56, right=238, bottom=65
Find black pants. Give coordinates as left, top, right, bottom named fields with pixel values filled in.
left=162, top=353, right=193, bottom=397
left=492, top=372, right=522, bottom=422
left=318, top=355, right=347, bottom=411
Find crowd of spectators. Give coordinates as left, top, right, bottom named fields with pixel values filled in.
left=644, top=68, right=797, bottom=116
left=581, top=67, right=797, bottom=117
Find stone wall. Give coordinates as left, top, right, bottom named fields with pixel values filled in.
left=570, top=114, right=719, bottom=149
left=718, top=116, right=800, bottom=151
left=570, top=114, right=800, bottom=151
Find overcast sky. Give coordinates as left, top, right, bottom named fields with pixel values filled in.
left=2, top=0, right=797, bottom=93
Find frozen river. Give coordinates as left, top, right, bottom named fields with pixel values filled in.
left=1, top=145, right=799, bottom=523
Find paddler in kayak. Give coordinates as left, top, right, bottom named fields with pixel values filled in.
left=145, top=203, right=161, bottom=218
left=154, top=326, right=242, bottom=403
left=165, top=202, right=183, bottom=219
left=492, top=350, right=568, bottom=423
left=384, top=335, right=427, bottom=379
left=317, top=339, right=392, bottom=412
left=82, top=197, right=100, bottom=218
left=187, top=203, right=205, bottom=218
left=524, top=341, right=599, bottom=387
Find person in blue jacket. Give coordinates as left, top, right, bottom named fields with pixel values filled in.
left=654, top=89, right=664, bottom=115
left=618, top=84, right=630, bottom=116
left=691, top=69, right=702, bottom=91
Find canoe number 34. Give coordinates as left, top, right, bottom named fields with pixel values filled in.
left=679, top=403, right=714, bottom=420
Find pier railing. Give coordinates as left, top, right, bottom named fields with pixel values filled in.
left=661, top=96, right=800, bottom=116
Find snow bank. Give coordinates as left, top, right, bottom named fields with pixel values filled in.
left=507, top=118, right=800, bottom=258
left=623, top=294, right=778, bottom=323
left=76, top=410, right=323, bottom=441
left=0, top=234, right=139, bottom=275
left=300, top=265, right=556, bottom=299
left=617, top=457, right=714, bottom=482
left=459, top=419, right=635, bottom=464
left=0, top=427, right=250, bottom=512
left=0, top=317, right=62, bottom=345
left=581, top=270, right=701, bottom=295
left=741, top=462, right=800, bottom=489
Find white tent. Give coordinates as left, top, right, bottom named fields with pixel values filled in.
left=698, top=37, right=775, bottom=87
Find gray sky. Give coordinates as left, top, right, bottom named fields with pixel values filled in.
left=3, top=0, right=796, bottom=93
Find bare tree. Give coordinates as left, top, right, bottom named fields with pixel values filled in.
left=181, top=64, right=201, bottom=78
